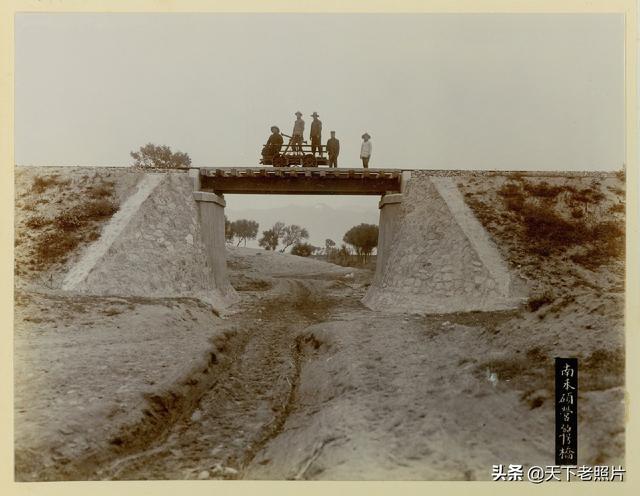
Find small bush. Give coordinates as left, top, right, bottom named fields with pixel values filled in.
left=590, top=221, right=624, bottom=240
left=571, top=188, right=605, bottom=205
left=521, top=203, right=587, bottom=247
left=497, top=182, right=522, bottom=198
left=33, top=230, right=81, bottom=266
left=130, top=143, right=191, bottom=169
left=82, top=199, right=118, bottom=220
left=570, top=221, right=625, bottom=268
left=505, top=196, right=525, bottom=213
left=31, top=175, right=71, bottom=194
left=55, top=211, right=84, bottom=230
left=53, top=200, right=117, bottom=232
left=527, top=292, right=555, bottom=312
left=522, top=181, right=564, bottom=198
left=87, top=181, right=115, bottom=199
left=570, top=208, right=584, bottom=219
left=25, top=215, right=50, bottom=229
left=291, top=242, right=316, bottom=257
left=32, top=175, right=60, bottom=194
left=609, top=203, right=625, bottom=214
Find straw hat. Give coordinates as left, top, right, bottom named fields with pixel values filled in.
left=362, top=133, right=371, bottom=139
left=311, top=112, right=320, bottom=118
left=295, top=111, right=302, bottom=116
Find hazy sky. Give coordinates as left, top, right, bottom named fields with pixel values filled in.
left=15, top=13, right=624, bottom=211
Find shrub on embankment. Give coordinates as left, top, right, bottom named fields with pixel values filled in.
left=463, top=175, right=625, bottom=271
left=15, top=170, right=120, bottom=276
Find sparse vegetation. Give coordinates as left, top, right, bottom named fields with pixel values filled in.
left=54, top=210, right=85, bottom=230
left=481, top=178, right=624, bottom=268
left=86, top=180, right=115, bottom=199
left=570, top=208, right=584, bottom=219
left=130, top=143, right=191, bottom=169
left=497, top=182, right=522, bottom=198
left=54, top=200, right=117, bottom=231
left=527, top=292, right=555, bottom=312
left=15, top=172, right=119, bottom=274
left=33, top=230, right=81, bottom=267
left=522, top=181, right=564, bottom=198
left=31, top=199, right=118, bottom=268
left=608, top=203, right=625, bottom=214
left=290, top=242, right=317, bottom=257
left=570, top=187, right=605, bottom=207
left=25, top=215, right=50, bottom=229
left=31, top=175, right=70, bottom=194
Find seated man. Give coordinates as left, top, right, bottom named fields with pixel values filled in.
left=262, top=125, right=284, bottom=159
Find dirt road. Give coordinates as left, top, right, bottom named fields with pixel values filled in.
left=96, top=275, right=346, bottom=480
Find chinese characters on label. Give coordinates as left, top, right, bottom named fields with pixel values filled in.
left=491, top=464, right=625, bottom=483
left=556, top=358, right=577, bottom=465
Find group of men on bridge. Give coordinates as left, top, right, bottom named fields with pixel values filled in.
left=263, top=111, right=373, bottom=168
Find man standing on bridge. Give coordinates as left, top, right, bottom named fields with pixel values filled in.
left=310, top=112, right=323, bottom=157
left=291, top=111, right=305, bottom=153
left=326, top=131, right=340, bottom=168
left=360, top=133, right=372, bottom=168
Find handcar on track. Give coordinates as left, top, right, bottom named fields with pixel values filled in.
left=260, top=133, right=329, bottom=167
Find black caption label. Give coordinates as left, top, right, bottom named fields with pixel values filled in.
left=555, top=357, right=578, bottom=465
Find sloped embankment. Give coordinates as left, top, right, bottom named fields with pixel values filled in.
left=62, top=172, right=237, bottom=310
left=14, top=166, right=142, bottom=290
left=14, top=167, right=238, bottom=480
left=364, top=173, right=526, bottom=314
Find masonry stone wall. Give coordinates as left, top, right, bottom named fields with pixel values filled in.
left=69, top=173, right=237, bottom=310
left=363, top=173, right=523, bottom=314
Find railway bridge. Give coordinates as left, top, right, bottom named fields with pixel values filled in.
left=191, top=167, right=410, bottom=305
left=62, top=166, right=520, bottom=314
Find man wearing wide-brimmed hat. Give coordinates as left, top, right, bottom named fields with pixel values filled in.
left=360, top=132, right=372, bottom=168
left=262, top=125, right=283, bottom=160
left=291, top=111, right=305, bottom=153
left=310, top=112, right=323, bottom=158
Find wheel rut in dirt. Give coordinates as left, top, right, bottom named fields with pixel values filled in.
left=100, top=278, right=336, bottom=480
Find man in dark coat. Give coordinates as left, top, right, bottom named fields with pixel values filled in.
left=310, top=112, right=323, bottom=157
left=326, top=131, right=340, bottom=168
left=262, top=125, right=283, bottom=160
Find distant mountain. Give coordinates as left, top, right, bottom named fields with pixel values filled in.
left=226, top=203, right=379, bottom=249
